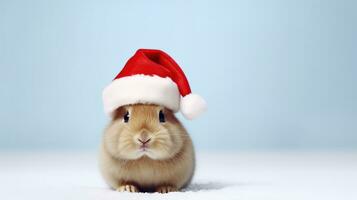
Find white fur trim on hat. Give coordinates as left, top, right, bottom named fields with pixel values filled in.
left=102, top=75, right=180, bottom=116
left=180, top=93, right=207, bottom=120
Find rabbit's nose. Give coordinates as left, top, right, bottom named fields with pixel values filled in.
left=138, top=137, right=151, bottom=144
left=137, top=131, right=151, bottom=144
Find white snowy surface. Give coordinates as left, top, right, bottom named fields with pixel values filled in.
left=1, top=151, right=357, bottom=200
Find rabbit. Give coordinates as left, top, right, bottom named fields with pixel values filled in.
left=99, top=103, right=195, bottom=193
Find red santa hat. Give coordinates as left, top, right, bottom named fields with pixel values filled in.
left=102, top=49, right=207, bottom=120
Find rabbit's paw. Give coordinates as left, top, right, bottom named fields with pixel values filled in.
left=155, top=185, right=177, bottom=193
left=116, top=184, right=139, bottom=192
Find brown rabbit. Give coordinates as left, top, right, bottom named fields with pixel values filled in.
left=99, top=104, right=195, bottom=193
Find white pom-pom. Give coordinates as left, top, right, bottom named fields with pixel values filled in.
left=180, top=93, right=207, bottom=120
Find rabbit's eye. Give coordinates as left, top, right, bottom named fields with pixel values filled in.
left=159, top=110, right=165, bottom=123
left=123, top=111, right=129, bottom=123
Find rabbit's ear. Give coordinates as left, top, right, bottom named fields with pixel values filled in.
left=159, top=107, right=180, bottom=124
left=113, top=106, right=128, bottom=120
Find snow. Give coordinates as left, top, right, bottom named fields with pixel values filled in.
left=1, top=151, right=357, bottom=200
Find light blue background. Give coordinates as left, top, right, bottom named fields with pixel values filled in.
left=1, top=0, right=356, bottom=150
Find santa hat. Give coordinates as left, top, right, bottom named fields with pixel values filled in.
left=102, top=49, right=207, bottom=120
